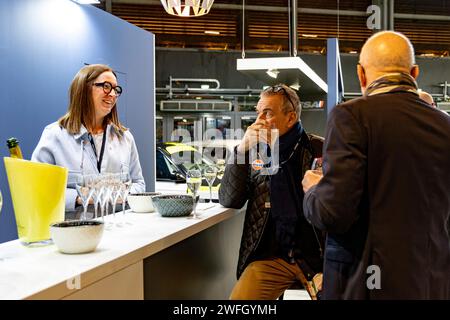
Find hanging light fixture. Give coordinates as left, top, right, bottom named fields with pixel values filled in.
left=160, top=0, right=214, bottom=17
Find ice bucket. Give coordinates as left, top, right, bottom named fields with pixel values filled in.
left=4, top=157, right=67, bottom=245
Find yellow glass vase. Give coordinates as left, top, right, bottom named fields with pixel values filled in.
left=4, top=157, right=67, bottom=245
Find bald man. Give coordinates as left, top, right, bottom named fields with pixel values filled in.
left=302, top=31, right=450, bottom=299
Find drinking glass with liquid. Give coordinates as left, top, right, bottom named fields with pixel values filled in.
left=203, top=166, right=217, bottom=203
left=186, top=169, right=202, bottom=219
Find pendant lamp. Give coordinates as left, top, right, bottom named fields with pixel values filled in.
left=160, top=0, right=214, bottom=17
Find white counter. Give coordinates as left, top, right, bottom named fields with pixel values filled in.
left=0, top=204, right=244, bottom=300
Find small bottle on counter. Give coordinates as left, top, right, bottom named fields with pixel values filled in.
left=6, top=137, right=24, bottom=159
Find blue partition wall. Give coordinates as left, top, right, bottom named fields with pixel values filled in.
left=0, top=0, right=155, bottom=243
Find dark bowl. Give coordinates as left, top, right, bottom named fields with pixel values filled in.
left=151, top=194, right=194, bottom=217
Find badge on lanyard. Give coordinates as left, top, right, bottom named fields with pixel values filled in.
left=252, top=159, right=264, bottom=171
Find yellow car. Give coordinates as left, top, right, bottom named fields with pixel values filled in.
left=155, top=142, right=223, bottom=201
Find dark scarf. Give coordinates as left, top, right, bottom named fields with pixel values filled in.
left=365, top=72, right=418, bottom=97
left=269, top=122, right=304, bottom=260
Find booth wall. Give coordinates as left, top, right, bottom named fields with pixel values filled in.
left=0, top=0, right=155, bottom=243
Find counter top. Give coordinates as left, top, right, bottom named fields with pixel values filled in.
left=0, top=204, right=243, bottom=300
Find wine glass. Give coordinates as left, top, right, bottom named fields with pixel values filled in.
left=109, top=173, right=122, bottom=227
left=186, top=169, right=202, bottom=219
left=99, top=173, right=112, bottom=227
left=120, top=171, right=132, bottom=225
left=311, top=157, right=323, bottom=173
left=203, top=166, right=217, bottom=203
left=75, top=174, right=94, bottom=221
left=90, top=176, right=104, bottom=220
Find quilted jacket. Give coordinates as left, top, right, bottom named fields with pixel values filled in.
left=219, top=131, right=324, bottom=278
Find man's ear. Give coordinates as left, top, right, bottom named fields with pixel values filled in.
left=410, top=65, right=420, bottom=79
left=357, top=64, right=367, bottom=88
left=285, top=111, right=297, bottom=129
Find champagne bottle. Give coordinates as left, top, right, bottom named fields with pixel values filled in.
left=7, top=137, right=24, bottom=159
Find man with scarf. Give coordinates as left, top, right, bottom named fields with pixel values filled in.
left=302, top=31, right=450, bottom=299
left=219, top=84, right=324, bottom=300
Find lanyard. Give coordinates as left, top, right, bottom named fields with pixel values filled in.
left=88, top=131, right=106, bottom=173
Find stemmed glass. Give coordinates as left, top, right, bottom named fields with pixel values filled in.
left=120, top=171, right=132, bottom=225
left=203, top=166, right=217, bottom=203
left=99, top=173, right=112, bottom=227
left=90, top=176, right=104, bottom=220
left=109, top=173, right=122, bottom=227
left=75, top=174, right=94, bottom=220
left=311, top=157, right=323, bottom=172
left=186, top=169, right=202, bottom=219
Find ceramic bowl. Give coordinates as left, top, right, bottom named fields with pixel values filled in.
left=127, top=192, right=161, bottom=213
left=50, top=220, right=104, bottom=254
left=151, top=194, right=195, bottom=217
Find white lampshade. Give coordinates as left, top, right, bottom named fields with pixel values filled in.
left=160, top=0, right=214, bottom=17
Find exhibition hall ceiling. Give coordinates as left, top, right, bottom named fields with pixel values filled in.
left=99, top=0, right=450, bottom=56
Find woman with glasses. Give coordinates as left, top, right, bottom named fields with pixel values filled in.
left=31, top=64, right=145, bottom=216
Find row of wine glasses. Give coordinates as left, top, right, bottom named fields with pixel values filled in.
left=186, top=165, right=218, bottom=219
left=75, top=171, right=131, bottom=228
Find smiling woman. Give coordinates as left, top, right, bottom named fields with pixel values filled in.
left=31, top=64, right=146, bottom=217
left=90, top=72, right=122, bottom=130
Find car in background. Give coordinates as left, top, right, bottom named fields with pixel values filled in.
left=155, top=142, right=223, bottom=200
left=186, top=139, right=241, bottom=163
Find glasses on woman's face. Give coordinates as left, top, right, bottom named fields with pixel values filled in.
left=93, top=81, right=123, bottom=97
left=264, top=85, right=296, bottom=112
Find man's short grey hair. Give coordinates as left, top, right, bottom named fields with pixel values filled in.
left=261, top=84, right=301, bottom=119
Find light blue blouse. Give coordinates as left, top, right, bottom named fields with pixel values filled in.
left=31, top=122, right=146, bottom=211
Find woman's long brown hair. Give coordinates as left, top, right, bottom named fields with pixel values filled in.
left=58, top=64, right=126, bottom=137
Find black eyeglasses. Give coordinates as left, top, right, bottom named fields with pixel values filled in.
left=264, top=85, right=296, bottom=112
left=93, top=81, right=123, bottom=97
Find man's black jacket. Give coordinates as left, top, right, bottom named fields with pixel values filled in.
left=304, top=92, right=450, bottom=299
left=219, top=130, right=324, bottom=278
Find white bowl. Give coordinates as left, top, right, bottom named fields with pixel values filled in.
left=127, top=192, right=161, bottom=213
left=50, top=220, right=104, bottom=254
